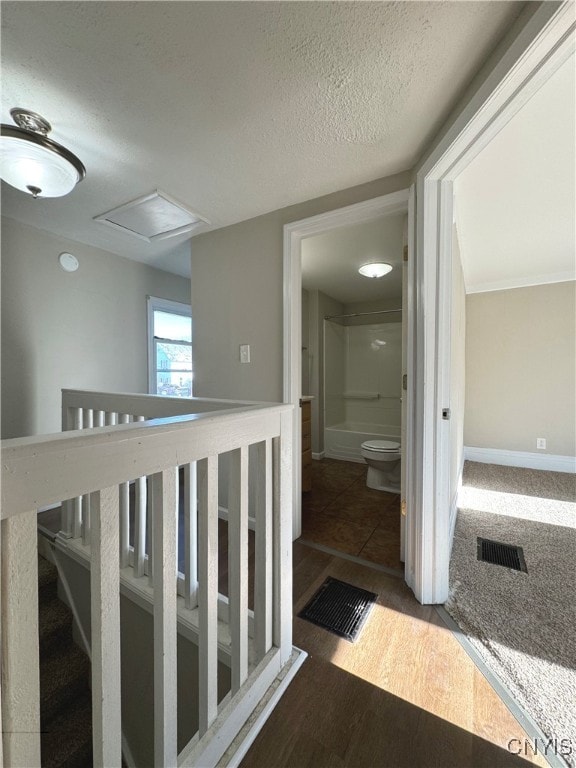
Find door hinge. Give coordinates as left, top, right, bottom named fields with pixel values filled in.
left=442, top=408, right=451, bottom=420
left=402, top=374, right=407, bottom=391
left=403, top=245, right=408, bottom=262
left=401, top=499, right=407, bottom=517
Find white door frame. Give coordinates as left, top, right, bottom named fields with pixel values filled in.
left=414, top=2, right=575, bottom=604
left=283, top=189, right=411, bottom=541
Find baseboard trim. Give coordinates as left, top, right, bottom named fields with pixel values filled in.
left=449, top=454, right=465, bottom=553
left=324, top=451, right=365, bottom=464
left=218, top=505, right=256, bottom=531
left=220, top=647, right=308, bottom=768
left=311, top=452, right=325, bottom=460
left=464, top=447, right=576, bottom=474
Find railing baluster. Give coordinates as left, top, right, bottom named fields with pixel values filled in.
left=274, top=411, right=293, bottom=665
left=198, top=455, right=219, bottom=736
left=94, top=409, right=105, bottom=428
left=72, top=407, right=83, bottom=538
left=254, top=438, right=273, bottom=660
left=118, top=413, right=131, bottom=568
left=1, top=511, right=41, bottom=767
left=60, top=404, right=75, bottom=537
left=184, top=462, right=198, bottom=609
left=147, top=476, right=154, bottom=585
left=228, top=446, right=249, bottom=694
left=152, top=468, right=178, bottom=767
left=81, top=409, right=94, bottom=546
left=90, top=486, right=122, bottom=768
left=134, top=416, right=147, bottom=578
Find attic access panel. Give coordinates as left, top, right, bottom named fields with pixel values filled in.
left=94, top=190, right=208, bottom=243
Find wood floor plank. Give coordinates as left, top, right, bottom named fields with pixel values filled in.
left=241, top=543, right=548, bottom=768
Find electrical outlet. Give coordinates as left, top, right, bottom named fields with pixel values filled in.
left=240, top=344, right=250, bottom=364
left=536, top=438, right=546, bottom=450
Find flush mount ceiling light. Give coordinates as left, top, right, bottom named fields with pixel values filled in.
left=358, top=262, right=393, bottom=278
left=0, top=108, right=86, bottom=198
left=95, top=190, right=209, bottom=242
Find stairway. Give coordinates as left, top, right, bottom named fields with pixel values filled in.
left=38, top=556, right=93, bottom=768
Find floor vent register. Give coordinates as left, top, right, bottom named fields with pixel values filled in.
left=477, top=537, right=528, bottom=573
left=298, top=576, right=377, bottom=642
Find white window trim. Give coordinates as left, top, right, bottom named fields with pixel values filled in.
left=147, top=296, right=192, bottom=395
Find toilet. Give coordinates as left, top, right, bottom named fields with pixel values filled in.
left=360, top=440, right=401, bottom=493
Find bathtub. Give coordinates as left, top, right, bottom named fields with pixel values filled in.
left=324, top=422, right=401, bottom=463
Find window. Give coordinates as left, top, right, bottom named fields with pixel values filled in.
left=147, top=296, right=192, bottom=397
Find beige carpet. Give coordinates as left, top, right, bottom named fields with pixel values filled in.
left=446, top=462, right=576, bottom=766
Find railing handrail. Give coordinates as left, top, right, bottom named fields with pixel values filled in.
left=61, top=388, right=271, bottom=418
left=1, top=402, right=291, bottom=518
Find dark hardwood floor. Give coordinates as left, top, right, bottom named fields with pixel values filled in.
left=241, top=543, right=547, bottom=768
left=301, top=458, right=402, bottom=570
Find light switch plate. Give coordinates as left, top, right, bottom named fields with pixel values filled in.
left=240, top=344, right=250, bottom=363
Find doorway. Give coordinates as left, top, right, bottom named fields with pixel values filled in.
left=283, top=188, right=414, bottom=579
left=414, top=2, right=574, bottom=605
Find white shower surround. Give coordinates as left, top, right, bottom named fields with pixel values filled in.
left=324, top=319, right=403, bottom=461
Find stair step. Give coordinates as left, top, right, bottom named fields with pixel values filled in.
left=38, top=556, right=58, bottom=600
left=39, top=596, right=73, bottom=655
left=41, top=691, right=93, bottom=768
left=40, top=641, right=91, bottom=726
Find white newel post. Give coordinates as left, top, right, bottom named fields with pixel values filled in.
left=1, top=511, right=41, bottom=768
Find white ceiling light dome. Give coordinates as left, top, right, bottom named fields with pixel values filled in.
left=0, top=108, right=86, bottom=198
left=358, top=262, right=393, bottom=278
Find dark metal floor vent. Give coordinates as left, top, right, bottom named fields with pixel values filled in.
left=477, top=538, right=527, bottom=573
left=298, top=577, right=377, bottom=642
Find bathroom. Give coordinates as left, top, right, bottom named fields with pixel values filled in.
left=300, top=212, right=405, bottom=570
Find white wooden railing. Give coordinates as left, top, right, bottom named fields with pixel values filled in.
left=1, top=389, right=294, bottom=768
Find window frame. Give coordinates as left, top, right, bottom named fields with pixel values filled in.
left=147, top=295, right=192, bottom=396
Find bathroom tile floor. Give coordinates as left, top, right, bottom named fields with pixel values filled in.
left=300, top=458, right=402, bottom=571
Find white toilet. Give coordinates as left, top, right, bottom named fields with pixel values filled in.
left=360, top=440, right=401, bottom=493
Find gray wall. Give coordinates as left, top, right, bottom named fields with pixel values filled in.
left=55, top=553, right=230, bottom=766
left=1, top=217, right=191, bottom=438
left=465, top=281, right=576, bottom=456
left=190, top=172, right=412, bottom=404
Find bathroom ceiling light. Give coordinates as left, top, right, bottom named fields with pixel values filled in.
left=358, top=262, right=393, bottom=278
left=0, top=108, right=86, bottom=198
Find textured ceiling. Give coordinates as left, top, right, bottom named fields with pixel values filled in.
left=455, top=52, right=575, bottom=293
left=302, top=215, right=405, bottom=305
left=1, top=1, right=523, bottom=277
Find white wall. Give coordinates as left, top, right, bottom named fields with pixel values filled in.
left=465, top=281, right=576, bottom=457
left=1, top=217, right=191, bottom=438
left=323, top=319, right=346, bottom=429
left=308, top=289, right=344, bottom=453
left=344, top=321, right=402, bottom=429
left=301, top=288, right=310, bottom=394
left=450, top=227, right=466, bottom=519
